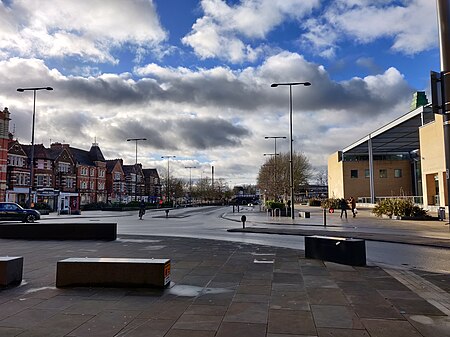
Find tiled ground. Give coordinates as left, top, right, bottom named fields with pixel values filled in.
left=0, top=235, right=448, bottom=337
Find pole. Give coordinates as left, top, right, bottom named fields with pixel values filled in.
left=162, top=155, right=175, bottom=203
left=270, top=81, right=310, bottom=219
left=29, top=90, right=36, bottom=208
left=127, top=138, right=146, bottom=202
left=17, top=86, right=53, bottom=208
left=289, top=84, right=295, bottom=219
left=437, top=0, right=450, bottom=220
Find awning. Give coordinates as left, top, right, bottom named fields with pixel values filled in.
left=342, top=105, right=434, bottom=156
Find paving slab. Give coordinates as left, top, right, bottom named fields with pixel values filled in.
left=0, top=235, right=448, bottom=337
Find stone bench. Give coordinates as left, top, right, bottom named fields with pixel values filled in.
left=305, top=235, right=366, bottom=266
left=0, top=256, right=23, bottom=287
left=299, top=211, right=311, bottom=218
left=56, top=258, right=171, bottom=288
left=0, top=223, right=117, bottom=241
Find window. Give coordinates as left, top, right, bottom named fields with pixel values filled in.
left=66, top=177, right=74, bottom=188
left=365, top=169, right=370, bottom=178
left=350, top=170, right=358, bottom=178
left=37, top=175, right=44, bottom=186
left=59, top=162, right=70, bottom=173
left=81, top=167, right=87, bottom=175
left=114, top=172, right=121, bottom=181
left=81, top=181, right=87, bottom=189
left=394, top=169, right=402, bottom=178
left=90, top=168, right=95, bottom=176
left=90, top=181, right=95, bottom=189
left=379, top=169, right=388, bottom=178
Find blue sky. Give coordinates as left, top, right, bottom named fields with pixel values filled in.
left=0, top=0, right=440, bottom=185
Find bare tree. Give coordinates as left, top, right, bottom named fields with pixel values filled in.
left=257, top=152, right=312, bottom=201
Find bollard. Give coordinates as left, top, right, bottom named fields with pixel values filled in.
left=323, top=208, right=327, bottom=227
left=237, top=205, right=240, bottom=213
left=165, top=209, right=169, bottom=218
left=241, top=215, right=247, bottom=228
left=233, top=205, right=235, bottom=213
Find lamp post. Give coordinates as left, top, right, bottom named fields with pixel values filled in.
left=126, top=138, right=147, bottom=201
left=162, top=155, right=176, bottom=203
left=17, top=86, right=53, bottom=208
left=271, top=81, right=311, bottom=219
left=185, top=166, right=196, bottom=202
left=265, top=136, right=286, bottom=199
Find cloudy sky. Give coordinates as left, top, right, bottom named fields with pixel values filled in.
left=0, top=0, right=440, bottom=186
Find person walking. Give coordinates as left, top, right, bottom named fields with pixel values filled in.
left=139, top=199, right=146, bottom=220
left=339, top=198, right=348, bottom=219
left=349, top=196, right=356, bottom=217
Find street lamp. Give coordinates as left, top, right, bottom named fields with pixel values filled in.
left=271, top=81, right=311, bottom=219
left=185, top=166, right=196, bottom=202
left=162, top=155, right=176, bottom=203
left=265, top=136, right=286, bottom=199
left=126, top=138, right=147, bottom=201
left=17, top=86, right=53, bottom=208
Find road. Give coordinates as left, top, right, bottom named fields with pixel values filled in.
left=41, top=205, right=450, bottom=273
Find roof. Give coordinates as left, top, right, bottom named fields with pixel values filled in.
left=89, top=143, right=105, bottom=162
left=22, top=144, right=51, bottom=159
left=106, top=159, right=123, bottom=173
left=143, top=168, right=159, bottom=179
left=342, top=105, right=434, bottom=156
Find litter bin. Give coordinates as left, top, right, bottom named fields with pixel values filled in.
left=438, top=207, right=446, bottom=221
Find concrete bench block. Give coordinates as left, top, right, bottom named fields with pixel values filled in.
left=56, top=258, right=171, bottom=288
left=0, top=256, right=23, bottom=287
left=305, top=235, right=366, bottom=266
left=299, top=211, right=311, bottom=218
left=0, top=223, right=117, bottom=241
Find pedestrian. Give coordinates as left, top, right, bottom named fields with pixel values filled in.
left=139, top=199, right=146, bottom=220
left=339, top=198, right=348, bottom=219
left=349, top=196, right=356, bottom=217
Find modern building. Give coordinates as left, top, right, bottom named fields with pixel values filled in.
left=328, top=92, right=449, bottom=211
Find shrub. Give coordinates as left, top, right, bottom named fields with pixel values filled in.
left=81, top=202, right=108, bottom=211
left=33, top=202, right=52, bottom=211
left=308, top=198, right=322, bottom=207
left=265, top=200, right=285, bottom=209
left=320, top=198, right=340, bottom=210
left=372, top=198, right=428, bottom=218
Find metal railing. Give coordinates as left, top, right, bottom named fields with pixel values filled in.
left=357, top=195, right=423, bottom=205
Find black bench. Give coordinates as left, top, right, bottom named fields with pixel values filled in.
left=0, top=256, right=23, bottom=287
left=56, top=257, right=171, bottom=288
left=305, top=235, right=366, bottom=266
left=0, top=223, right=117, bottom=241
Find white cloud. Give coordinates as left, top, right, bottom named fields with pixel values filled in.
left=0, top=53, right=414, bottom=183
left=302, top=0, right=437, bottom=56
left=0, top=0, right=167, bottom=63
left=182, top=0, right=319, bottom=63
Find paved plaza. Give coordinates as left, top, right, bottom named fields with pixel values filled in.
left=0, top=230, right=449, bottom=336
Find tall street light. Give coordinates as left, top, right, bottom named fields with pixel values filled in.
left=126, top=138, right=147, bottom=201
left=271, top=81, right=311, bottom=219
left=265, top=136, right=286, bottom=199
left=185, top=166, right=197, bottom=201
left=17, top=86, right=53, bottom=208
left=162, top=155, right=176, bottom=203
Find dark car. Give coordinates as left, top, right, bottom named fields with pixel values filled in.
left=0, top=202, right=41, bottom=223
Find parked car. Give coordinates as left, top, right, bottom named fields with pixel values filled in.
left=0, top=202, right=41, bottom=223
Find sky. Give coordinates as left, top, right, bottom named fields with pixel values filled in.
left=0, top=0, right=441, bottom=186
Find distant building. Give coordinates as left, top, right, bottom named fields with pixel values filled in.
left=143, top=168, right=162, bottom=203
left=0, top=108, right=10, bottom=201
left=106, top=159, right=126, bottom=203
left=328, top=92, right=450, bottom=211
